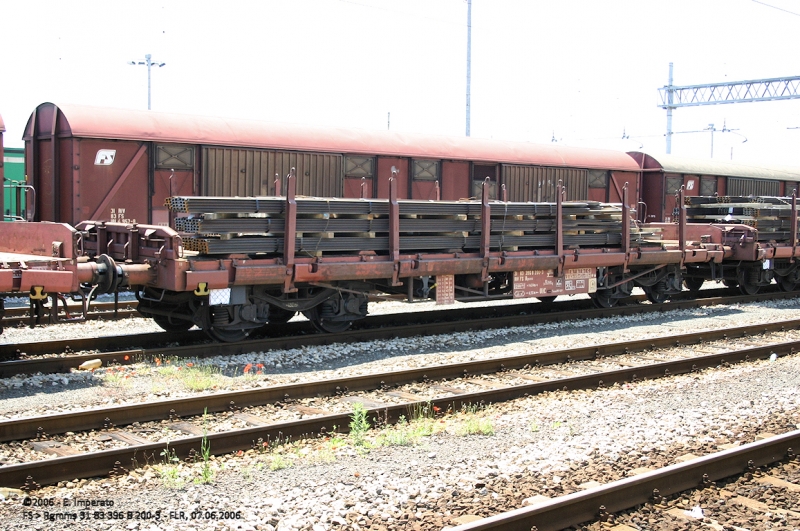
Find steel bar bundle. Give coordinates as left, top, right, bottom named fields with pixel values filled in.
left=684, top=196, right=799, bottom=242
left=169, top=195, right=634, bottom=256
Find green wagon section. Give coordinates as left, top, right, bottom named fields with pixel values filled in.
left=3, top=147, right=25, bottom=221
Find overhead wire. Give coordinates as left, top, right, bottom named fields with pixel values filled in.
left=751, top=0, right=800, bottom=17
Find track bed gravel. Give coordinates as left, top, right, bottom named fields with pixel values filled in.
left=0, top=297, right=799, bottom=530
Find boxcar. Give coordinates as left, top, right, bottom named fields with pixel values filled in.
left=24, top=102, right=642, bottom=227
left=629, top=152, right=800, bottom=223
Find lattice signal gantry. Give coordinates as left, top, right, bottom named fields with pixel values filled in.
left=659, top=76, right=800, bottom=108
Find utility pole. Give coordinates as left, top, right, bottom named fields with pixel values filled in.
left=705, top=124, right=715, bottom=158
left=665, top=63, right=674, bottom=154
left=128, top=54, right=166, bottom=110
left=465, top=0, right=472, bottom=137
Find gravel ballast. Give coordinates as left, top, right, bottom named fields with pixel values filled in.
left=0, top=297, right=799, bottom=530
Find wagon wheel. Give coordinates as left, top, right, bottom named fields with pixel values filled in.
left=738, top=282, right=759, bottom=296
left=268, top=306, right=297, bottom=323
left=152, top=313, right=194, bottom=332
left=736, top=277, right=759, bottom=296
left=205, top=327, right=248, bottom=342
left=683, top=277, right=704, bottom=293
left=777, top=275, right=799, bottom=292
left=199, top=302, right=251, bottom=342
left=591, top=290, right=617, bottom=308
left=643, top=285, right=670, bottom=304
left=302, top=304, right=353, bottom=333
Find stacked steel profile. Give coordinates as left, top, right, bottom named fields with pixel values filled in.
left=167, top=195, right=643, bottom=256
left=685, top=196, right=800, bottom=242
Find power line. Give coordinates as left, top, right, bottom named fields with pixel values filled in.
left=751, top=0, right=800, bottom=17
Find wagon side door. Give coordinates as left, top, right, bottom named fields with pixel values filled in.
left=151, top=144, right=197, bottom=226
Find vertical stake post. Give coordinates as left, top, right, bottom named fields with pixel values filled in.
left=622, top=183, right=631, bottom=271
left=480, top=178, right=491, bottom=281
left=791, top=192, right=798, bottom=261
left=556, top=180, right=564, bottom=277
left=389, top=169, right=401, bottom=286
left=283, top=168, right=297, bottom=293
left=678, top=186, right=687, bottom=266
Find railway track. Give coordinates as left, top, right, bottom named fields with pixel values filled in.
left=0, top=293, right=408, bottom=328
left=1, top=301, right=140, bottom=328
left=0, top=284, right=790, bottom=332
left=447, top=431, right=800, bottom=531
left=0, top=322, right=797, bottom=491
left=1, top=289, right=798, bottom=378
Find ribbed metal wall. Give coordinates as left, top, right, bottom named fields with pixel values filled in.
left=728, top=177, right=780, bottom=197
left=501, top=165, right=588, bottom=202
left=203, top=148, right=343, bottom=197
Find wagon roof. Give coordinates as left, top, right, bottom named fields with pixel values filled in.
left=631, top=151, right=800, bottom=181
left=27, top=102, right=641, bottom=171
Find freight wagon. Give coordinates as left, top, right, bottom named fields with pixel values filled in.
left=630, top=152, right=800, bottom=223
left=1, top=104, right=799, bottom=341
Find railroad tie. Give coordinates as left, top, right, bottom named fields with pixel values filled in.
left=28, top=440, right=80, bottom=457
left=732, top=496, right=800, bottom=518
left=286, top=404, right=328, bottom=417
left=514, top=374, right=551, bottom=382
left=755, top=475, right=800, bottom=493
left=106, top=431, right=151, bottom=446
left=168, top=422, right=205, bottom=436
left=233, top=412, right=271, bottom=427
left=430, top=384, right=467, bottom=395
left=384, top=391, right=427, bottom=401
left=465, top=378, right=507, bottom=389
left=339, top=396, right=388, bottom=409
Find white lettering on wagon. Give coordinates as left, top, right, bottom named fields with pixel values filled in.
left=109, top=208, right=136, bottom=224
left=512, top=269, right=596, bottom=299
left=94, top=149, right=116, bottom=165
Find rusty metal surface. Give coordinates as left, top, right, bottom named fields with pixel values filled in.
left=450, top=430, right=800, bottom=531
left=203, top=147, right=343, bottom=198
left=1, top=316, right=797, bottom=443
left=635, top=151, right=800, bottom=181
left=0, top=221, right=77, bottom=258
left=501, top=165, right=588, bottom=202
left=0, top=334, right=796, bottom=489
left=27, top=103, right=642, bottom=172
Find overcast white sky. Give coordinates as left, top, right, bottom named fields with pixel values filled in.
left=3, top=0, right=800, bottom=165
